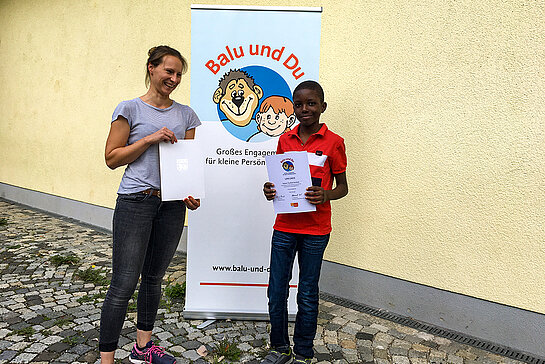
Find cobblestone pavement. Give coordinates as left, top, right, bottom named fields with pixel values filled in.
left=0, top=199, right=525, bottom=364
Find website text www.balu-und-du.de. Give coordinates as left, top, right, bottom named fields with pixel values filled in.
left=211, top=264, right=270, bottom=273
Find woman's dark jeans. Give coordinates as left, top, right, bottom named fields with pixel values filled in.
left=99, top=193, right=186, bottom=352
left=267, top=229, right=329, bottom=359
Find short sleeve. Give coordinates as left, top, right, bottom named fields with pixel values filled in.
left=276, top=137, right=284, bottom=154
left=185, top=107, right=202, bottom=131
left=330, top=138, right=347, bottom=174
left=112, top=100, right=132, bottom=127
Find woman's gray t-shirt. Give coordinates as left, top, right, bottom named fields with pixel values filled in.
left=112, top=98, right=201, bottom=195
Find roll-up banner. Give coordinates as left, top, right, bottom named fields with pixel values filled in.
left=186, top=4, right=322, bottom=320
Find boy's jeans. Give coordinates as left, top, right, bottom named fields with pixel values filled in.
left=99, top=193, right=185, bottom=352
left=268, top=229, right=330, bottom=359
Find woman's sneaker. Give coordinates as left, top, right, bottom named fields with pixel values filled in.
left=129, top=341, right=176, bottom=364
left=260, top=347, right=293, bottom=364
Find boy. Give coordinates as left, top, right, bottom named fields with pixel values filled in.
left=262, top=81, right=348, bottom=364
left=248, top=96, right=296, bottom=142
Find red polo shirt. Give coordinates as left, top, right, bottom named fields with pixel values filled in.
left=273, top=123, right=347, bottom=235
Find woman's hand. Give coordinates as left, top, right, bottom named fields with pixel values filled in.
left=184, top=196, right=200, bottom=210
left=144, top=127, right=177, bottom=144
left=263, top=182, right=276, bottom=200
left=181, top=129, right=200, bottom=210
left=105, top=119, right=178, bottom=169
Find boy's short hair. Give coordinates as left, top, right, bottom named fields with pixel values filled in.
left=293, top=80, right=325, bottom=103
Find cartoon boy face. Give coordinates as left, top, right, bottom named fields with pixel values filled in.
left=256, top=107, right=296, bottom=137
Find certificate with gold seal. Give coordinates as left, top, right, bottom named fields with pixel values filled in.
left=265, top=151, right=316, bottom=214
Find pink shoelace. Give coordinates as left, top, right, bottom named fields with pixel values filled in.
left=144, top=344, right=167, bottom=363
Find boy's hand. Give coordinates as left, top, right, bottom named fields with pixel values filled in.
left=305, top=186, right=329, bottom=205
left=184, top=196, right=201, bottom=210
left=263, top=182, right=276, bottom=200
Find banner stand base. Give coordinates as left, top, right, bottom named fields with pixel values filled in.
left=183, top=310, right=296, bottom=322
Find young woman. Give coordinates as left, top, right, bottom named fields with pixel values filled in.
left=100, top=45, right=200, bottom=364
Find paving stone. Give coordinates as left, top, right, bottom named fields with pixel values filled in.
left=410, top=358, right=429, bottom=364
left=388, top=329, right=406, bottom=340
left=359, top=350, right=374, bottom=362
left=114, top=349, right=130, bottom=359
left=315, top=352, right=334, bottom=361
left=393, top=356, right=411, bottom=364
left=8, top=322, right=29, bottom=331
left=40, top=335, right=63, bottom=345
left=373, top=341, right=389, bottom=350
left=11, top=352, right=38, bottom=363
left=70, top=343, right=92, bottom=355
left=390, top=346, right=409, bottom=356
left=356, top=331, right=375, bottom=341
left=376, top=332, right=395, bottom=344
left=0, top=200, right=528, bottom=364
left=370, top=323, right=389, bottom=332
left=181, top=349, right=201, bottom=361
left=447, top=354, right=464, bottom=364
left=48, top=341, right=71, bottom=352
left=82, top=328, right=99, bottom=339
left=340, top=323, right=362, bottom=335
left=422, top=340, right=440, bottom=350
left=374, top=348, right=389, bottom=359
left=430, top=349, right=447, bottom=359
left=325, top=323, right=342, bottom=331
left=339, top=339, right=356, bottom=349
left=32, top=351, right=61, bottom=362
left=409, top=348, right=428, bottom=358
left=26, top=342, right=48, bottom=353
left=0, top=350, right=17, bottom=362
left=181, top=340, right=202, bottom=350
left=55, top=352, right=79, bottom=362
left=9, top=341, right=30, bottom=351
left=392, top=340, right=412, bottom=350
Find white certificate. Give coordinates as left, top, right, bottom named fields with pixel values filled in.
left=159, top=140, right=205, bottom=201
left=265, top=151, right=316, bottom=214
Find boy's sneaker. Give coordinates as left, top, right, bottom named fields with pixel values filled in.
left=292, top=354, right=312, bottom=363
left=129, top=341, right=176, bottom=364
left=260, top=347, right=293, bottom=364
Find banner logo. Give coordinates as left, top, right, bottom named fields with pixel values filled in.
left=212, top=65, right=296, bottom=143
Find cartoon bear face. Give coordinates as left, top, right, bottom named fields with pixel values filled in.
left=213, top=70, right=263, bottom=127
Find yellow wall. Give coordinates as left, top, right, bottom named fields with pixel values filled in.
left=1, top=0, right=544, bottom=313
left=324, top=1, right=545, bottom=314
